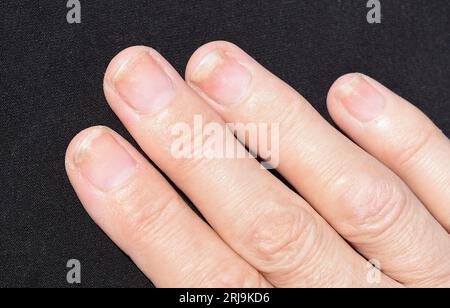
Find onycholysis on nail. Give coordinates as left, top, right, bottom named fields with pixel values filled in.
left=74, top=128, right=137, bottom=191
left=335, top=74, right=385, bottom=122
left=190, top=50, right=252, bottom=105
left=113, top=51, right=175, bottom=113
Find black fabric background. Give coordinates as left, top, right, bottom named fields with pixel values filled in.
left=1, top=0, right=449, bottom=288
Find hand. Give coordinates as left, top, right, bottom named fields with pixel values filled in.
left=65, top=41, right=450, bottom=287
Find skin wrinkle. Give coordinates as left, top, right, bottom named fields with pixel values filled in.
left=334, top=175, right=409, bottom=242
left=261, top=210, right=322, bottom=285
left=396, top=124, right=436, bottom=168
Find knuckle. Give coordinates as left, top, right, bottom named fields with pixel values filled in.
left=244, top=199, right=321, bottom=274
left=336, top=174, right=409, bottom=241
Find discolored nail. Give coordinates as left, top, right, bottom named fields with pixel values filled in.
left=335, top=74, right=385, bottom=122
left=113, top=51, right=175, bottom=113
left=190, top=50, right=252, bottom=105
left=74, top=128, right=137, bottom=191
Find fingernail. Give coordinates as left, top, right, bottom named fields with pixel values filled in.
left=113, top=51, right=175, bottom=113
left=74, top=128, right=137, bottom=191
left=335, top=75, right=385, bottom=122
left=190, top=50, right=252, bottom=105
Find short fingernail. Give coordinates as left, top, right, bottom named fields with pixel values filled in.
left=335, top=74, right=385, bottom=122
left=189, top=50, right=252, bottom=105
left=74, top=128, right=137, bottom=191
left=113, top=51, right=175, bottom=113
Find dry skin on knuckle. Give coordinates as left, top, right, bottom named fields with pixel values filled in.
left=242, top=197, right=322, bottom=276
left=334, top=172, right=409, bottom=243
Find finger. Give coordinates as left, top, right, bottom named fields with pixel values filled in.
left=327, top=73, right=450, bottom=231
left=65, top=126, right=269, bottom=288
left=102, top=46, right=396, bottom=287
left=185, top=41, right=450, bottom=287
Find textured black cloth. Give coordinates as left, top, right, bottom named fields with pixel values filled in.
left=1, top=0, right=449, bottom=288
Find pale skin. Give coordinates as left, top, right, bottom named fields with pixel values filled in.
left=65, top=41, right=450, bottom=288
